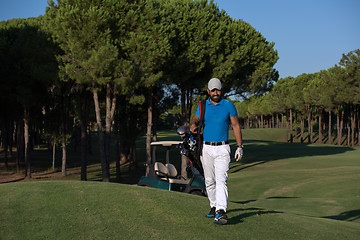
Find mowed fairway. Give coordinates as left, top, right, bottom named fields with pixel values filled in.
left=1, top=129, right=360, bottom=239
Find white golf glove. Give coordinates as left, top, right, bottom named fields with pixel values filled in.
left=234, top=147, right=243, bottom=162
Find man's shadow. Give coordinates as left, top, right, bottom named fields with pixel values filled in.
left=227, top=208, right=283, bottom=225
left=226, top=206, right=283, bottom=225
left=227, top=197, right=300, bottom=225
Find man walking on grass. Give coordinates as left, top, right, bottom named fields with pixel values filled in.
left=190, top=78, right=244, bottom=225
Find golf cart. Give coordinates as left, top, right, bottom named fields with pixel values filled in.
left=137, top=127, right=206, bottom=196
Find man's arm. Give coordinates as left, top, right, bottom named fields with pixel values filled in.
left=190, top=114, right=200, bottom=134
left=230, top=116, right=243, bottom=146
left=231, top=115, right=244, bottom=161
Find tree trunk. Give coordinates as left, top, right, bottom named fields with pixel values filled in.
left=73, top=124, right=80, bottom=153
left=16, top=119, right=24, bottom=173
left=130, top=141, right=137, bottom=171
left=52, top=142, right=56, bottom=170
left=186, top=89, right=193, bottom=127
left=351, top=105, right=356, bottom=147
left=152, top=87, right=158, bottom=142
left=145, top=87, right=153, bottom=177
left=328, top=108, right=332, bottom=145
left=79, top=88, right=89, bottom=181
left=1, top=118, right=9, bottom=169
left=88, top=124, right=92, bottom=155
left=340, top=108, right=344, bottom=146
left=133, top=142, right=137, bottom=169
left=347, top=117, right=351, bottom=147
left=307, top=105, right=313, bottom=143
left=177, top=88, right=193, bottom=128
left=61, top=120, right=67, bottom=176
left=336, top=108, right=339, bottom=145
left=105, top=83, right=117, bottom=176
left=24, top=109, right=31, bottom=178
left=310, top=115, right=313, bottom=143
left=346, top=106, right=351, bottom=147
left=180, top=87, right=186, bottom=126
left=294, top=112, right=297, bottom=141
left=289, top=109, right=293, bottom=143
left=93, top=88, right=110, bottom=182
left=9, top=120, right=14, bottom=156
left=114, top=110, right=121, bottom=182
left=301, top=114, right=305, bottom=143
left=80, top=116, right=88, bottom=181
left=358, top=105, right=360, bottom=147
left=318, top=106, right=323, bottom=144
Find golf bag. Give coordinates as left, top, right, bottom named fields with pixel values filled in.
left=177, top=130, right=204, bottom=176
left=177, top=100, right=206, bottom=177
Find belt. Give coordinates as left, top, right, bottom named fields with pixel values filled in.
left=204, top=141, right=229, bottom=146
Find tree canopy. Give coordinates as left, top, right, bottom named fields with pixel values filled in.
left=1, top=0, right=280, bottom=181
left=235, top=49, right=360, bottom=147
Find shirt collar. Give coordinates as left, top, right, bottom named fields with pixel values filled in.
left=206, top=97, right=224, bottom=106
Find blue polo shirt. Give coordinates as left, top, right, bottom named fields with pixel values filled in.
left=196, top=98, right=238, bottom=142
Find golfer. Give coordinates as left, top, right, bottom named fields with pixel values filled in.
left=190, top=78, right=243, bottom=225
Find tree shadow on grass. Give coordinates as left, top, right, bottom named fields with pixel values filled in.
left=323, top=209, right=360, bottom=222
left=0, top=177, right=26, bottom=184
left=229, top=140, right=355, bottom=173
left=227, top=205, right=360, bottom=225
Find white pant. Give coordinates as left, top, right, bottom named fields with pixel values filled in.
left=201, top=144, right=231, bottom=212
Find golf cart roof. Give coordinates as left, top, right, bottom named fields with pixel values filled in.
left=150, top=141, right=182, bottom=147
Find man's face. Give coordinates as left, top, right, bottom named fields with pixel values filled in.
left=207, top=88, right=222, bottom=103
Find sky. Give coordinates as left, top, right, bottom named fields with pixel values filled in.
left=0, top=0, right=359, bottom=79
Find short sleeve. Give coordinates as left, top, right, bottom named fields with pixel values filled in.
left=229, top=102, right=238, bottom=117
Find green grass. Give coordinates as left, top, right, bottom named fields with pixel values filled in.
left=1, top=128, right=360, bottom=239
left=241, top=128, right=290, bottom=142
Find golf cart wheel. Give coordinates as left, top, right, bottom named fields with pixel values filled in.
left=190, top=189, right=206, bottom=196
left=138, top=182, right=152, bottom=187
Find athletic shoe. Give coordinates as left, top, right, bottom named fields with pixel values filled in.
left=206, top=207, right=216, bottom=218
left=214, top=210, right=228, bottom=225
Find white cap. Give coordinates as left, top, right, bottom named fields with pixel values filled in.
left=208, top=78, right=222, bottom=90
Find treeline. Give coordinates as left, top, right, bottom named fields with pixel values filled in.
left=0, top=0, right=278, bottom=181
left=235, top=49, right=360, bottom=147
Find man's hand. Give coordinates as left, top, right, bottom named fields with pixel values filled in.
left=190, top=114, right=200, bottom=134
left=190, top=124, right=198, bottom=134
left=234, top=147, right=243, bottom=161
